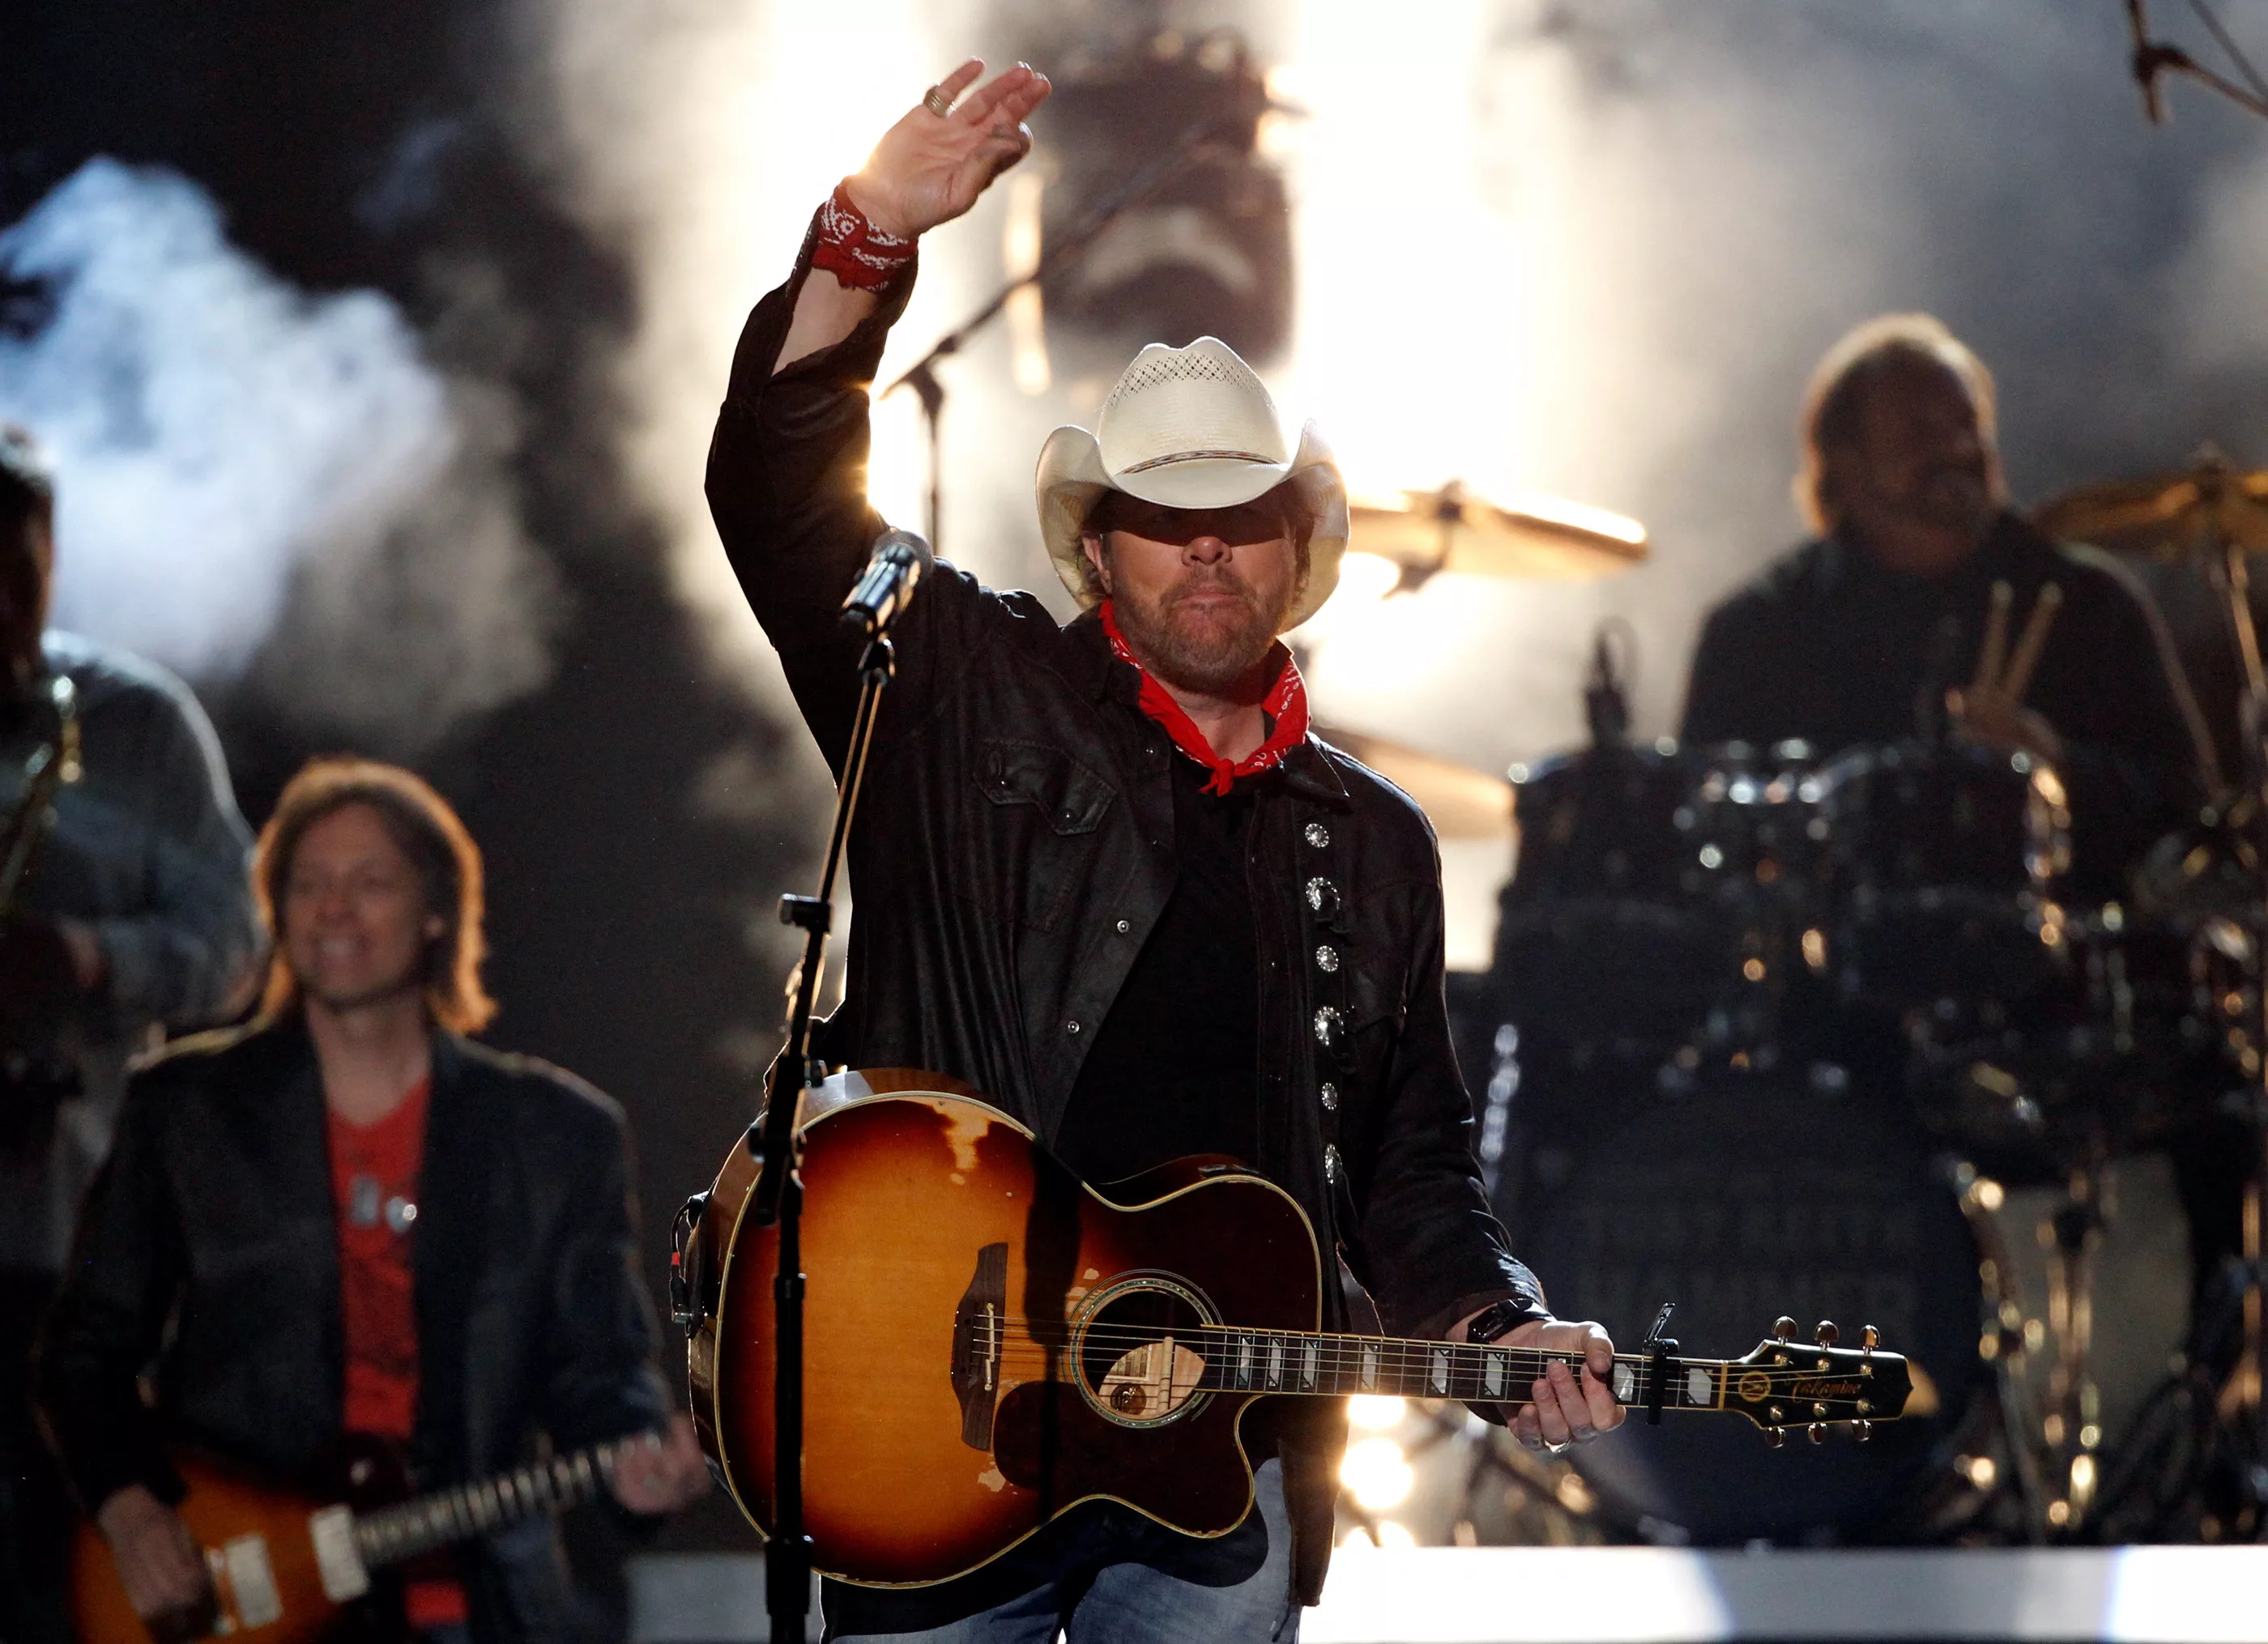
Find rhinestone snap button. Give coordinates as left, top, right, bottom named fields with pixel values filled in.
left=1315, top=943, right=1340, bottom=973
left=1303, top=822, right=1331, bottom=849
left=1320, top=1081, right=1340, bottom=1112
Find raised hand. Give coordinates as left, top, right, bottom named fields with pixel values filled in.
left=1948, top=578, right=2066, bottom=763
left=845, top=60, right=1052, bottom=240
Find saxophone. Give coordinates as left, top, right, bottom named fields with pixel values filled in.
left=1, top=674, right=83, bottom=1148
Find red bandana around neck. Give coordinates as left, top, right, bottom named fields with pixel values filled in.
left=1100, top=600, right=1310, bottom=795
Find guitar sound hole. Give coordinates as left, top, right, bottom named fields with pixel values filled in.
left=1075, top=1280, right=1214, bottom=1428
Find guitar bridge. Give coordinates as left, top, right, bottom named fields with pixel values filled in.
left=951, top=1242, right=1009, bottom=1450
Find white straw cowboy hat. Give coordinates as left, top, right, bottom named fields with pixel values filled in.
left=1034, top=336, right=1349, bottom=632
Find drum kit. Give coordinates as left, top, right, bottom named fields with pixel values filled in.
left=1333, top=454, right=2268, bottom=1547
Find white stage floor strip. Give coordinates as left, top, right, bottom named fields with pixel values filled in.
left=629, top=1546, right=2268, bottom=1643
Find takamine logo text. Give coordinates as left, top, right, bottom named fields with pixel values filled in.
left=1791, top=1378, right=1861, bottom=1399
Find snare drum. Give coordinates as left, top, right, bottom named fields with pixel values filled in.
left=1497, top=743, right=1732, bottom=1060
left=1498, top=743, right=1818, bottom=1062
left=1818, top=741, right=2073, bottom=1015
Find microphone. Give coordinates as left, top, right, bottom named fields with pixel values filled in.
left=2128, top=0, right=2168, bottom=124
left=1584, top=623, right=1631, bottom=748
left=841, top=528, right=932, bottom=636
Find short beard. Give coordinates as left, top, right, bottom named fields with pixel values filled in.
left=1111, top=567, right=1288, bottom=696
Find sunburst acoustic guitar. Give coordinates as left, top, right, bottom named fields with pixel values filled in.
left=676, top=1073, right=1914, bottom=1587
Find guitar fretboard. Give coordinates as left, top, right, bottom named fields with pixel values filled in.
left=352, top=1440, right=626, bottom=1568
left=1187, top=1328, right=1724, bottom=1412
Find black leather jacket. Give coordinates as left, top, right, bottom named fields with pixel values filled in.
left=706, top=244, right=1545, bottom=1600
left=36, top=1019, right=671, bottom=1644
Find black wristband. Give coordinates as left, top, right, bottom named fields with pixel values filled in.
left=1464, top=1299, right=1533, bottom=1345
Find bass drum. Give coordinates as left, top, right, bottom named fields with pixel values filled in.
left=1505, top=1067, right=1980, bottom=1544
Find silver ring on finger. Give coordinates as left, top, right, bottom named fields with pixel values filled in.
left=923, top=85, right=954, bottom=117
left=1545, top=1439, right=1571, bottom=1456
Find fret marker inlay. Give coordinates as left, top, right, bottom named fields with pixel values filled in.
left=1483, top=1352, right=1505, bottom=1397
left=1360, top=1346, right=1379, bottom=1390
left=1429, top=1348, right=1449, bottom=1395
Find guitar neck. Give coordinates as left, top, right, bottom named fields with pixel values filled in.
left=351, top=1439, right=627, bottom=1569
left=1185, top=1327, right=1727, bottom=1412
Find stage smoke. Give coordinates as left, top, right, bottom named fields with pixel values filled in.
left=0, top=158, right=556, bottom=751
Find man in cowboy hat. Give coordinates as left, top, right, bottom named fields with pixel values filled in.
left=706, top=60, right=1622, bottom=1641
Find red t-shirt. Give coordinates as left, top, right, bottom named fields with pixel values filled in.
left=327, top=1076, right=467, bottom=1628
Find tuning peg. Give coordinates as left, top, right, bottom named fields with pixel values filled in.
left=1816, top=1321, right=1839, bottom=1347
left=1808, top=1424, right=1827, bottom=1445
left=1764, top=1427, right=1785, bottom=1449
left=1861, top=1324, right=1879, bottom=1351
left=1853, top=1420, right=1873, bottom=1444
left=1772, top=1316, right=1797, bottom=1342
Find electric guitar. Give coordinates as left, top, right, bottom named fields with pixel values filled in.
left=70, top=1433, right=654, bottom=1644
left=676, top=1074, right=1914, bottom=1587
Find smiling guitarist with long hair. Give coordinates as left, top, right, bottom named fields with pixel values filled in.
left=37, top=760, right=708, bottom=1644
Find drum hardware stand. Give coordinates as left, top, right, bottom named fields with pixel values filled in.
left=733, top=534, right=926, bottom=1643
left=2189, top=466, right=2268, bottom=1535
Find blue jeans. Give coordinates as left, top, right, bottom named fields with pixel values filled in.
left=821, top=1459, right=1298, bottom=1643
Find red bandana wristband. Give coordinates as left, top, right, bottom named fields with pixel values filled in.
left=810, top=181, right=917, bottom=292
left=1100, top=600, right=1310, bottom=796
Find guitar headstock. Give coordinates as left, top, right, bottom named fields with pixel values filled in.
left=1723, top=1318, right=1911, bottom=1446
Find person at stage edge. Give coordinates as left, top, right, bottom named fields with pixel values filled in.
left=0, top=423, right=263, bottom=1644
left=36, top=759, right=710, bottom=1644
left=704, top=59, right=1623, bottom=1642
left=1680, top=314, right=2215, bottom=894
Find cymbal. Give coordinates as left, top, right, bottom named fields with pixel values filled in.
left=1346, top=481, right=1648, bottom=585
left=2034, top=449, right=2268, bottom=559
left=1314, top=723, right=1511, bottom=841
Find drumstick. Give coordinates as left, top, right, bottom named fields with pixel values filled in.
left=1972, top=581, right=2013, bottom=693
left=1999, top=581, right=2064, bottom=705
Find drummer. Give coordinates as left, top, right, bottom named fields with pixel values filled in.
left=1681, top=313, right=2215, bottom=896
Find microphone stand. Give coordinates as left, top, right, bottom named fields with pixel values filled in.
left=2128, top=0, right=2268, bottom=124
left=745, top=614, right=902, bottom=1639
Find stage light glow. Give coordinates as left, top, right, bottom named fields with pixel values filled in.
left=1347, top=1395, right=1408, bottom=1431
left=1274, top=0, right=1538, bottom=505
left=1341, top=1436, right=1415, bottom=1512
left=1003, top=172, right=1050, bottom=397
left=1335, top=1518, right=1417, bottom=1553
